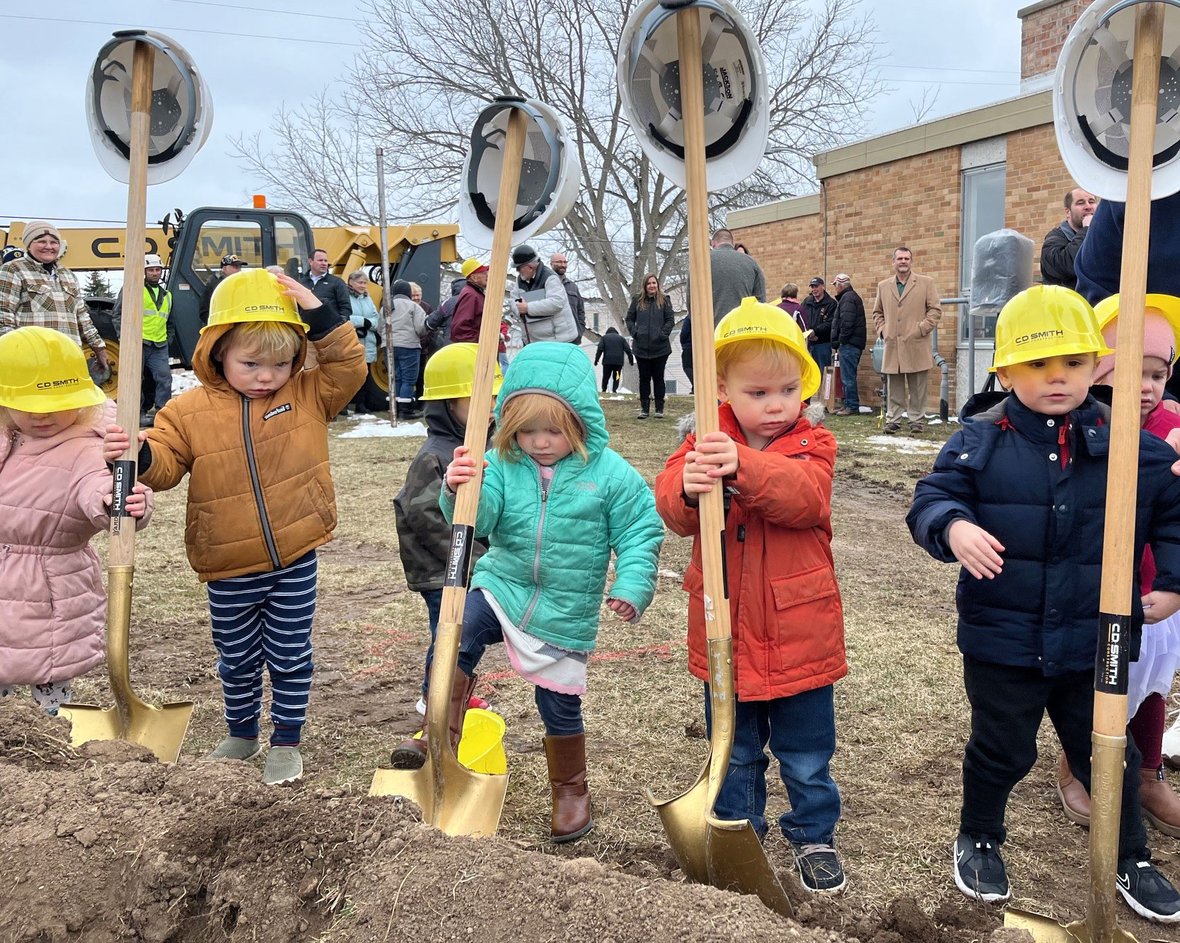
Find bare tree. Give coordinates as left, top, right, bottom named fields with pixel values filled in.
left=231, top=0, right=880, bottom=319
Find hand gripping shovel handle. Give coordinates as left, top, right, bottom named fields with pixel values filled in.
left=643, top=8, right=791, bottom=918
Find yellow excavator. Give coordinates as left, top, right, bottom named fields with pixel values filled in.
left=1, top=205, right=459, bottom=394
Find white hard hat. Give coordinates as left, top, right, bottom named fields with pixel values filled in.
left=145, top=254, right=164, bottom=268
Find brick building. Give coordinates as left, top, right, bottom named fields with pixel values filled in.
left=729, top=0, right=1091, bottom=414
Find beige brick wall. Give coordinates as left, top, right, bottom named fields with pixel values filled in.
left=732, top=122, right=1086, bottom=415
left=1020, top=0, right=1090, bottom=80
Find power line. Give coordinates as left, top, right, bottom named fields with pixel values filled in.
left=0, top=13, right=363, bottom=48
left=167, top=0, right=346, bottom=22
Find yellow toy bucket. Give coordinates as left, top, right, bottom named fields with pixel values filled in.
left=457, top=708, right=507, bottom=775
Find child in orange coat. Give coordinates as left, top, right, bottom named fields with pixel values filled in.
left=655, top=297, right=847, bottom=894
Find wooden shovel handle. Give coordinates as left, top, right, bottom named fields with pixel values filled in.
left=108, top=40, right=153, bottom=566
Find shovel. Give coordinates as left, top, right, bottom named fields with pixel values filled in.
left=645, top=6, right=792, bottom=918
left=367, top=107, right=526, bottom=836
left=1004, top=3, right=1162, bottom=940
left=60, top=38, right=193, bottom=763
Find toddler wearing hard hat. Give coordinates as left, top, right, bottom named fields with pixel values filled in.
left=0, top=327, right=151, bottom=715
left=1058, top=293, right=1180, bottom=842
left=102, top=269, right=367, bottom=786
left=908, top=285, right=1180, bottom=921
left=655, top=297, right=849, bottom=895
left=389, top=343, right=501, bottom=769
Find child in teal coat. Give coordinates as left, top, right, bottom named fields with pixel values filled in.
left=438, top=341, right=664, bottom=842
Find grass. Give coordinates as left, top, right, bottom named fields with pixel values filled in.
left=73, top=393, right=1180, bottom=941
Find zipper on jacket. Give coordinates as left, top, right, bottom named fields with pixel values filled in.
left=518, top=463, right=553, bottom=633
left=241, top=397, right=281, bottom=569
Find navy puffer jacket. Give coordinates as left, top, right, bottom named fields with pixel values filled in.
left=908, top=392, right=1180, bottom=676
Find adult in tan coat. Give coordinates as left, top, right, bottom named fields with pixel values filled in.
left=871, top=247, right=942, bottom=434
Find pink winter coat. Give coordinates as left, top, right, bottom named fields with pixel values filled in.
left=0, top=404, right=152, bottom=685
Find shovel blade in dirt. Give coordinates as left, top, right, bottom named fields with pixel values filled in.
left=369, top=751, right=508, bottom=838
left=649, top=773, right=793, bottom=918
left=59, top=566, right=193, bottom=763
left=1003, top=909, right=1139, bottom=942
left=59, top=700, right=194, bottom=764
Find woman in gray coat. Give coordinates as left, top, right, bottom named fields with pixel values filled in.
left=625, top=274, right=675, bottom=418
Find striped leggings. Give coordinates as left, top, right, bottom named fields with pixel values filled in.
left=206, top=551, right=317, bottom=746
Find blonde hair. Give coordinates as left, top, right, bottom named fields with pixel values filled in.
left=716, top=338, right=802, bottom=380
left=3, top=404, right=103, bottom=430
left=494, top=392, right=587, bottom=462
left=214, top=321, right=302, bottom=362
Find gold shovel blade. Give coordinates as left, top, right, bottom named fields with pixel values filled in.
left=649, top=760, right=793, bottom=918
left=1004, top=908, right=1139, bottom=942
left=369, top=749, right=507, bottom=837
left=59, top=699, right=193, bottom=764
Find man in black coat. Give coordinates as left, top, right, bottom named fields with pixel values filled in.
left=831, top=273, right=866, bottom=415
left=298, top=247, right=351, bottom=320
left=802, top=276, right=837, bottom=371
left=594, top=326, right=633, bottom=393
left=1040, top=187, right=1097, bottom=290
left=551, top=252, right=586, bottom=343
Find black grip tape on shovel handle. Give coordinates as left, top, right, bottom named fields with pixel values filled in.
left=110, top=460, right=136, bottom=519
left=444, top=524, right=475, bottom=588
left=1095, top=611, right=1129, bottom=696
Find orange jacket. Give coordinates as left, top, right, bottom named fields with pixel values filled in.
left=140, top=320, right=366, bottom=581
left=654, top=406, right=847, bottom=700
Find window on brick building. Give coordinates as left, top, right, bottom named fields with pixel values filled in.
left=959, top=163, right=1006, bottom=339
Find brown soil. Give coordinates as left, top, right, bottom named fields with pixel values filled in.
left=0, top=700, right=953, bottom=943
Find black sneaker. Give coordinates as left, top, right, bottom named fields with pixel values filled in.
left=953, top=832, right=1010, bottom=903
left=792, top=842, right=846, bottom=894
left=1117, top=857, right=1180, bottom=923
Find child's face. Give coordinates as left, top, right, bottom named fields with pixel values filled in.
left=6, top=407, right=80, bottom=439
left=996, top=352, right=1096, bottom=415
left=717, top=352, right=803, bottom=449
left=449, top=394, right=496, bottom=428
left=1141, top=356, right=1171, bottom=419
left=515, top=422, right=573, bottom=466
left=221, top=342, right=294, bottom=398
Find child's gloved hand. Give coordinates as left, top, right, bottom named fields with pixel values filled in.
left=607, top=598, right=636, bottom=622
left=446, top=446, right=484, bottom=491
left=103, top=424, right=147, bottom=463
left=682, top=431, right=738, bottom=496
left=947, top=519, right=1005, bottom=580
left=102, top=481, right=150, bottom=518
left=1143, top=590, right=1180, bottom=624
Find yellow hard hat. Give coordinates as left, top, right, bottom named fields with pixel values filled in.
left=422, top=343, right=504, bottom=400
left=1093, top=293, right=1180, bottom=364
left=201, top=268, right=308, bottom=334
left=0, top=326, right=108, bottom=412
left=714, top=296, right=821, bottom=400
left=991, top=285, right=1112, bottom=371
left=461, top=257, right=488, bottom=279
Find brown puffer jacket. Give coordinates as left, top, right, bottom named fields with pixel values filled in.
left=140, top=319, right=366, bottom=581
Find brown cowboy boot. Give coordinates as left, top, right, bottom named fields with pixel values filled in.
left=1140, top=766, right=1180, bottom=838
left=1057, top=752, right=1091, bottom=828
left=544, top=733, right=593, bottom=843
left=389, top=670, right=477, bottom=769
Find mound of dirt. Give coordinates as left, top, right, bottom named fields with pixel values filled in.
left=1, top=701, right=863, bottom=943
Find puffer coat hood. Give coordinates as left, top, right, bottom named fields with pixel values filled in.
left=443, top=342, right=663, bottom=650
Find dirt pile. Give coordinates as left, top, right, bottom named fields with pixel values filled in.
left=1, top=701, right=869, bottom=943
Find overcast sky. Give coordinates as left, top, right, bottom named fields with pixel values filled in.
left=0, top=0, right=1026, bottom=230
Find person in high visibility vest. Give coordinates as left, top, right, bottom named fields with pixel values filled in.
left=113, top=254, right=173, bottom=426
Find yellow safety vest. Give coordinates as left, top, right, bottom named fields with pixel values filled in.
left=143, top=284, right=171, bottom=344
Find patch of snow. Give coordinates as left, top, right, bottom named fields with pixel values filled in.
left=338, top=415, right=426, bottom=438
left=866, top=435, right=942, bottom=454
left=172, top=370, right=201, bottom=395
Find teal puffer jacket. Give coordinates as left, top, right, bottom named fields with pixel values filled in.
left=441, top=343, right=664, bottom=651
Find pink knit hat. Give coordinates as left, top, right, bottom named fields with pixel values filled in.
left=1093, top=301, right=1180, bottom=385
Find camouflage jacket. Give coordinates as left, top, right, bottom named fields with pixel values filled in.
left=394, top=401, right=489, bottom=591
left=0, top=257, right=105, bottom=351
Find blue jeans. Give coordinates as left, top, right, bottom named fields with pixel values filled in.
left=143, top=343, right=172, bottom=410
left=810, top=342, right=832, bottom=372
left=837, top=344, right=862, bottom=411
left=703, top=683, right=841, bottom=845
left=430, top=589, right=583, bottom=735
left=418, top=589, right=443, bottom=697
left=393, top=346, right=421, bottom=402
